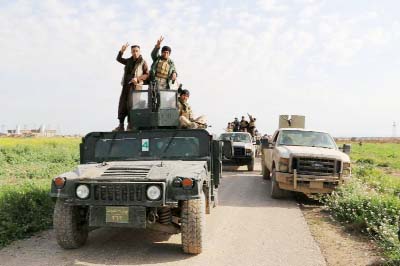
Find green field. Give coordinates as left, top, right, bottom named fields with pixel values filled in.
left=325, top=142, right=400, bottom=264
left=1, top=137, right=400, bottom=263
left=0, top=137, right=80, bottom=247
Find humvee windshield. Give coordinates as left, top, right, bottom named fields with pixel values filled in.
left=278, top=130, right=336, bottom=149
left=219, top=133, right=252, bottom=143
left=81, top=130, right=210, bottom=162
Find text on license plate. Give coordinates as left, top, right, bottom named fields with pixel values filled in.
left=106, top=207, right=129, bottom=223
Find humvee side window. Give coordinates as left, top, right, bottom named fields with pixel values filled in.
left=132, top=91, right=149, bottom=109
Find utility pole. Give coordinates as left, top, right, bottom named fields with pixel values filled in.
left=393, top=122, right=397, bottom=138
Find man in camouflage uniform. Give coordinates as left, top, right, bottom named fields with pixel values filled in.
left=240, top=116, right=249, bottom=132
left=226, top=122, right=233, bottom=132
left=150, top=36, right=177, bottom=89
left=248, top=114, right=256, bottom=136
left=232, top=118, right=240, bottom=132
left=177, top=89, right=206, bottom=129
left=115, top=43, right=149, bottom=131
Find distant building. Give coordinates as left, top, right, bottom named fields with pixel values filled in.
left=6, top=125, right=57, bottom=137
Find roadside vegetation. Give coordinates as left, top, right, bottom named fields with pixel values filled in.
left=0, top=137, right=80, bottom=247
left=323, top=143, right=400, bottom=264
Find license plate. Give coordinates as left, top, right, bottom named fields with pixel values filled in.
left=106, top=207, right=129, bottom=223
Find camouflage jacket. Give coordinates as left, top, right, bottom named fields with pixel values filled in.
left=150, top=47, right=177, bottom=82
left=178, top=98, right=193, bottom=121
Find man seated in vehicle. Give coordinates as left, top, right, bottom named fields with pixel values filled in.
left=177, top=88, right=206, bottom=129
left=150, top=36, right=177, bottom=89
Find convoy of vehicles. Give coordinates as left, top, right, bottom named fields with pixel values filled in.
left=51, top=95, right=352, bottom=255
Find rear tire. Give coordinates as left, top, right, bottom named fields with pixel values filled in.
left=270, top=168, right=291, bottom=199
left=181, top=193, right=205, bottom=254
left=53, top=199, right=88, bottom=249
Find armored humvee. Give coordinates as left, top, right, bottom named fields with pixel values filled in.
left=50, top=84, right=230, bottom=254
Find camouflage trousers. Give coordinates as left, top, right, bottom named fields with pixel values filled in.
left=179, top=116, right=207, bottom=129
left=155, top=77, right=168, bottom=90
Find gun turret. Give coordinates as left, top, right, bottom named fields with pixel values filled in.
left=129, top=82, right=180, bottom=129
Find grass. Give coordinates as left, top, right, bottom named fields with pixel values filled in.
left=350, top=143, right=400, bottom=170
left=0, top=137, right=80, bottom=247
left=323, top=142, right=400, bottom=264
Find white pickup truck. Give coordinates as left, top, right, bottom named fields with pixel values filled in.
left=261, top=128, right=351, bottom=198
left=219, top=132, right=256, bottom=171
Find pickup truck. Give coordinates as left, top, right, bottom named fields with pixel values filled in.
left=261, top=128, right=351, bottom=198
left=219, top=132, right=255, bottom=171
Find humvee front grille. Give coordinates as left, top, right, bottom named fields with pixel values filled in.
left=101, top=167, right=150, bottom=178
left=292, top=157, right=337, bottom=176
left=92, top=183, right=155, bottom=203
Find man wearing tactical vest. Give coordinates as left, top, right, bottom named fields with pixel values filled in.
left=240, top=116, right=249, bottom=132
left=115, top=43, right=149, bottom=131
left=150, top=36, right=177, bottom=89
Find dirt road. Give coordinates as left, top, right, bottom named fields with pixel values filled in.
left=0, top=162, right=326, bottom=266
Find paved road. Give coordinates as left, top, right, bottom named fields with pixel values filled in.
left=0, top=161, right=326, bottom=266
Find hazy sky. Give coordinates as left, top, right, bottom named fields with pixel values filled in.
left=1, top=0, right=399, bottom=137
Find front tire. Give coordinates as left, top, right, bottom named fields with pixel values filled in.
left=247, top=157, right=255, bottom=171
left=270, top=168, right=290, bottom=199
left=53, top=199, right=89, bottom=249
left=181, top=194, right=206, bottom=254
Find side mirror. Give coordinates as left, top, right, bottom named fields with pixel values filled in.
left=222, top=140, right=233, bottom=159
left=342, top=144, right=351, bottom=155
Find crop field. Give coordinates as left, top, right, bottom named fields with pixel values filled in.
left=1, top=138, right=400, bottom=263
left=324, top=142, right=400, bottom=263
left=0, top=137, right=80, bottom=247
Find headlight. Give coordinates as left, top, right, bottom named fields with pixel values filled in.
left=76, top=184, right=90, bottom=199
left=279, top=158, right=289, bottom=172
left=146, top=185, right=161, bottom=200
left=342, top=162, right=351, bottom=176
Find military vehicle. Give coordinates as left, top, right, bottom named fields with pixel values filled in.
left=219, top=132, right=255, bottom=171
left=50, top=84, right=231, bottom=254
left=261, top=115, right=351, bottom=198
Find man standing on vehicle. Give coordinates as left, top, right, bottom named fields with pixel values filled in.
left=232, top=118, right=240, bottom=132
left=248, top=114, right=256, bottom=136
left=150, top=36, right=177, bottom=89
left=115, top=43, right=149, bottom=131
left=240, top=116, right=249, bottom=132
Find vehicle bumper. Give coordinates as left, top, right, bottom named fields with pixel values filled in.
left=222, top=156, right=253, bottom=166
left=276, top=171, right=351, bottom=194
